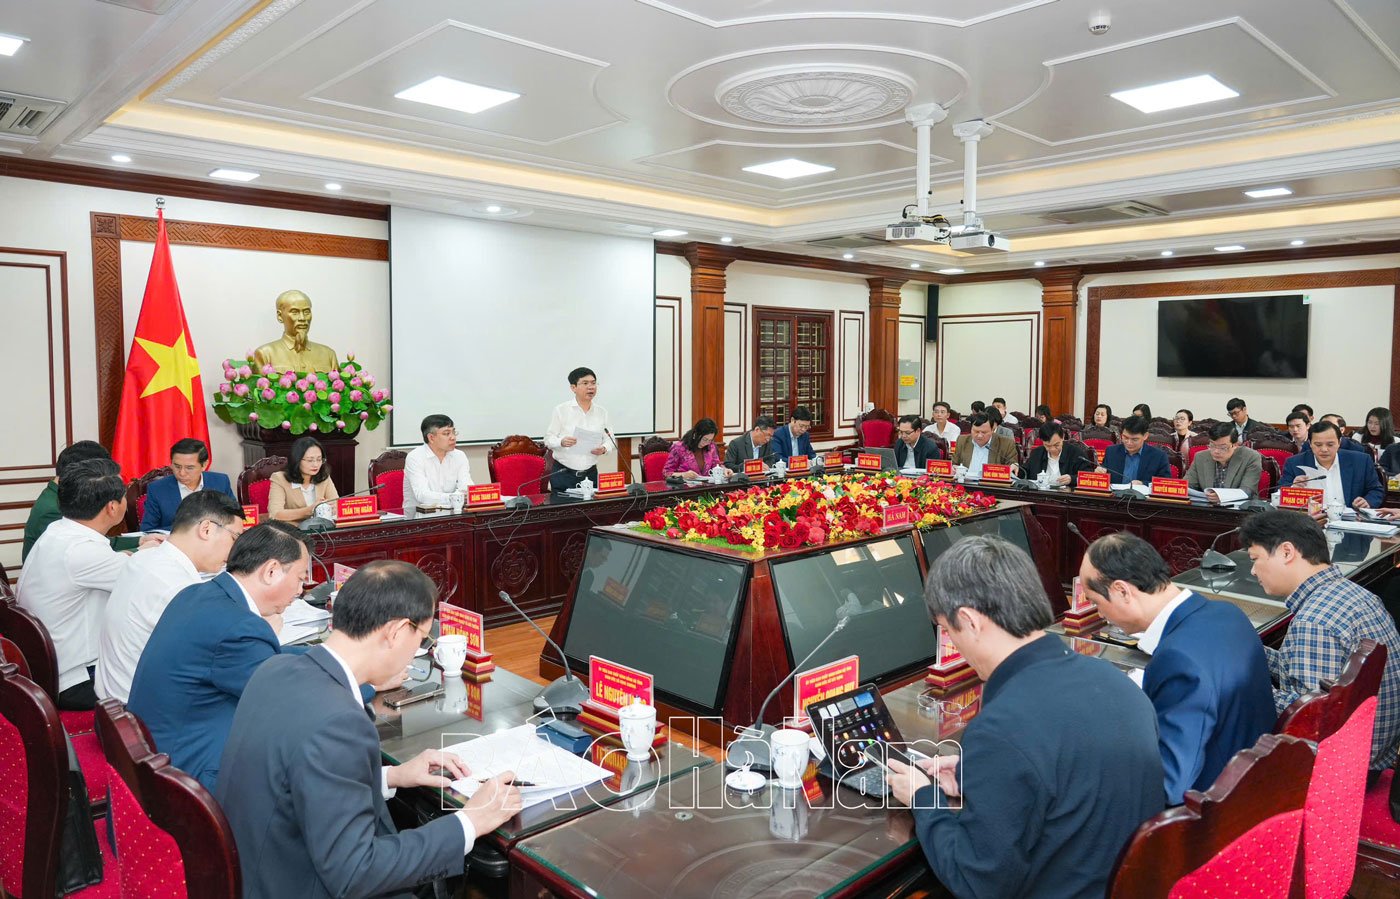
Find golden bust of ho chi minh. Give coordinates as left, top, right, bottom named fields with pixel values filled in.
left=252, top=290, right=340, bottom=373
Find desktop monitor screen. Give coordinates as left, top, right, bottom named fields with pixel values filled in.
left=918, top=509, right=1033, bottom=564
left=769, top=534, right=936, bottom=684
left=561, top=534, right=748, bottom=712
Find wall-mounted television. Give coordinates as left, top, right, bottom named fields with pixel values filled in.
left=1157, top=294, right=1309, bottom=378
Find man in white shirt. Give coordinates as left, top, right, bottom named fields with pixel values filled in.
left=991, top=398, right=1018, bottom=426
left=403, top=414, right=474, bottom=510
left=96, top=490, right=246, bottom=702
left=922, top=401, right=961, bottom=445
left=18, top=458, right=154, bottom=709
left=544, top=366, right=610, bottom=493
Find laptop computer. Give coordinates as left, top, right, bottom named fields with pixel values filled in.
left=807, top=683, right=915, bottom=796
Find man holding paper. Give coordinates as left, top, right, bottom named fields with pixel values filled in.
left=544, top=367, right=610, bottom=494
left=1186, top=422, right=1262, bottom=502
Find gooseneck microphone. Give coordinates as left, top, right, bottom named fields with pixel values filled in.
left=1200, top=526, right=1242, bottom=570
left=1066, top=521, right=1092, bottom=547
left=724, top=616, right=850, bottom=772
left=300, top=482, right=384, bottom=532
left=497, top=590, right=589, bottom=715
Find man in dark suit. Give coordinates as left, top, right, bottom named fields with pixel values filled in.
left=217, top=561, right=521, bottom=899
left=950, top=414, right=1019, bottom=477
left=128, top=521, right=311, bottom=791
left=1098, top=416, right=1172, bottom=484
left=140, top=438, right=236, bottom=531
left=1081, top=534, right=1275, bottom=804
left=724, top=415, right=777, bottom=471
left=769, top=407, right=814, bottom=464
left=886, top=536, right=1164, bottom=898
left=1022, top=423, right=1095, bottom=486
left=1226, top=397, right=1266, bottom=441
left=1185, top=422, right=1264, bottom=500
left=894, top=415, right=942, bottom=470
left=1281, top=420, right=1385, bottom=510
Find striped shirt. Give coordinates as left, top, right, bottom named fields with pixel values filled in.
left=1266, top=565, right=1400, bottom=768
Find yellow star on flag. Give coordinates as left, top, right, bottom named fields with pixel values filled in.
left=136, top=332, right=201, bottom=411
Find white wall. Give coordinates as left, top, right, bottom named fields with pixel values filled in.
left=933, top=280, right=1043, bottom=414
left=1075, top=255, right=1400, bottom=423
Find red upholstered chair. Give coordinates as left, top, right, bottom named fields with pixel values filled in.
left=0, top=558, right=12, bottom=601
left=1108, top=734, right=1316, bottom=899
left=854, top=408, right=897, bottom=449
left=0, top=594, right=93, bottom=736
left=0, top=662, right=120, bottom=898
left=637, top=436, right=672, bottom=484
left=1259, top=457, right=1280, bottom=496
left=368, top=449, right=408, bottom=514
left=124, top=466, right=172, bottom=532
left=1080, top=426, right=1116, bottom=453
left=0, top=635, right=29, bottom=677
left=1276, top=640, right=1385, bottom=743
left=487, top=435, right=552, bottom=496
left=96, top=701, right=241, bottom=898
left=236, top=456, right=286, bottom=515
left=1298, top=697, right=1379, bottom=899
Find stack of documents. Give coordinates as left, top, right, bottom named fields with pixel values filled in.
left=1327, top=519, right=1400, bottom=537
left=278, top=598, right=331, bottom=645
left=443, top=724, right=612, bottom=811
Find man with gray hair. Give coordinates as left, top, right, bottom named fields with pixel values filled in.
left=887, top=535, right=1164, bottom=898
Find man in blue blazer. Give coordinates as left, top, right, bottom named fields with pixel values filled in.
left=770, top=406, right=815, bottom=463
left=140, top=438, right=236, bottom=531
left=1096, top=416, right=1173, bottom=484
left=128, top=521, right=311, bottom=791
left=1281, top=420, right=1384, bottom=509
left=1081, top=533, right=1276, bottom=804
left=217, top=561, right=521, bottom=899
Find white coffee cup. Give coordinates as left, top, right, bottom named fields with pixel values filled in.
left=618, top=702, right=657, bottom=761
left=1035, top=471, right=1050, bottom=490
left=770, top=728, right=810, bottom=789
left=433, top=634, right=468, bottom=676
left=1326, top=499, right=1344, bottom=522
left=449, top=492, right=465, bottom=514
left=954, top=465, right=968, bottom=483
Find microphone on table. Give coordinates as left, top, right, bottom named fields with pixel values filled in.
left=497, top=590, right=590, bottom=715
left=724, top=615, right=850, bottom=773
left=604, top=429, right=648, bottom=497
left=504, top=469, right=556, bottom=510
left=1066, top=521, right=1092, bottom=548
left=1200, top=526, right=1242, bottom=570
left=300, top=482, right=383, bottom=532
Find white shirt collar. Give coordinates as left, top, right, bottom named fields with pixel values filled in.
left=318, top=643, right=364, bottom=707
left=229, top=574, right=263, bottom=619
left=1137, top=588, right=1193, bottom=655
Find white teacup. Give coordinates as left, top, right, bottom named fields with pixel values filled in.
left=618, top=702, right=657, bottom=761
left=954, top=465, right=968, bottom=483
left=770, top=728, right=810, bottom=789
left=433, top=634, right=468, bottom=676
left=449, top=492, right=465, bottom=514
left=1035, top=472, right=1050, bottom=490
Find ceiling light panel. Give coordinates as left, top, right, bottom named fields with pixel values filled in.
left=742, top=158, right=835, bottom=180
left=208, top=168, right=259, bottom=182
left=0, top=34, right=25, bottom=56
left=394, top=76, right=520, bottom=114
left=1110, top=75, right=1239, bottom=114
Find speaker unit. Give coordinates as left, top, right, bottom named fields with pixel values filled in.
left=925, top=284, right=940, bottom=342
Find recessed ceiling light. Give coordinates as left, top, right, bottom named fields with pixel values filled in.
left=0, top=34, right=26, bottom=57
left=742, top=158, right=835, bottom=180
left=1214, top=245, right=1246, bottom=252
left=1160, top=250, right=1174, bottom=257
left=1033, top=261, right=1046, bottom=267
left=324, top=182, right=342, bottom=191
left=909, top=263, right=922, bottom=269
left=110, top=154, right=131, bottom=164
left=1290, top=239, right=1306, bottom=247
left=1245, top=187, right=1292, bottom=199
left=484, top=204, right=502, bottom=213
left=939, top=268, right=964, bottom=274
left=208, top=168, right=259, bottom=182
left=842, top=253, right=854, bottom=260
left=720, top=236, right=733, bottom=243
left=394, top=76, right=520, bottom=114
left=652, top=229, right=688, bottom=238
left=1110, top=74, right=1239, bottom=114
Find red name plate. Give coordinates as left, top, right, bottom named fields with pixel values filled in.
left=823, top=451, right=845, bottom=468
left=332, top=563, right=357, bottom=591
left=438, top=602, right=471, bottom=637
left=587, top=656, right=654, bottom=712
left=1151, top=477, right=1190, bottom=502
left=981, top=464, right=1012, bottom=484
left=787, top=455, right=810, bottom=474
left=241, top=504, right=259, bottom=527
left=933, top=626, right=964, bottom=669
left=467, top=483, right=502, bottom=506
left=856, top=453, right=882, bottom=471
left=1070, top=575, right=1094, bottom=613
left=1095, top=448, right=1106, bottom=464
left=460, top=608, right=485, bottom=657
left=793, top=654, right=859, bottom=728
left=465, top=681, right=484, bottom=721
left=882, top=503, right=913, bottom=530
left=336, top=495, right=378, bottom=522
left=597, top=471, right=626, bottom=493
left=1279, top=486, right=1324, bottom=511
left=743, top=458, right=766, bottom=477
left=1077, top=471, right=1111, bottom=493
left=927, top=459, right=954, bottom=479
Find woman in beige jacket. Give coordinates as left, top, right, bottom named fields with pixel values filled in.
left=268, top=436, right=339, bottom=521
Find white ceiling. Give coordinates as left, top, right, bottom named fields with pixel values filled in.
left=2, top=0, right=1399, bottom=272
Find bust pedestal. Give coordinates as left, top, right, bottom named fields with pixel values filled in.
left=238, top=424, right=359, bottom=491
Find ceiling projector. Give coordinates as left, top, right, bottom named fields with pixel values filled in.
left=885, top=217, right=951, bottom=244
left=949, top=230, right=1011, bottom=254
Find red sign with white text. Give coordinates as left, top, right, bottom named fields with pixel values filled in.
left=823, top=451, right=845, bottom=468
left=743, top=458, right=766, bottom=477
left=882, top=503, right=913, bottom=530
left=787, top=455, right=810, bottom=474
left=332, top=563, right=357, bottom=591
left=1077, top=471, right=1111, bottom=493
left=926, top=459, right=953, bottom=479
left=587, top=656, right=654, bottom=712
left=467, top=483, right=502, bottom=507
left=241, top=504, right=259, bottom=527
left=793, top=655, right=860, bottom=728
left=981, top=464, right=1012, bottom=484
left=335, top=495, right=378, bottom=523
left=1279, top=487, right=1324, bottom=511
left=1151, top=477, right=1190, bottom=502
left=856, top=453, right=882, bottom=471
left=933, top=626, right=964, bottom=669
left=597, top=471, right=626, bottom=493
left=438, top=602, right=471, bottom=637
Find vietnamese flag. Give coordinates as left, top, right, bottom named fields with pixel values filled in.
left=111, top=208, right=211, bottom=480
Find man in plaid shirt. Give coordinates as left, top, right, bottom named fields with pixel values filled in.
left=1241, top=510, right=1400, bottom=769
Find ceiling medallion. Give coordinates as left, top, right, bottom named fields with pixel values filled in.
left=717, top=68, right=914, bottom=126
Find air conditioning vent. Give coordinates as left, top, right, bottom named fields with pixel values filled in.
left=0, top=93, right=64, bottom=136
left=97, top=0, right=182, bottom=13
left=1044, top=201, right=1168, bottom=225
left=806, top=233, right=889, bottom=249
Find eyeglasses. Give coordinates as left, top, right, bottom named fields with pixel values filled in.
left=209, top=521, right=242, bottom=541
left=302, top=456, right=324, bottom=464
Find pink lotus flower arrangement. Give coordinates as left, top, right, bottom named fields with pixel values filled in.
left=211, top=353, right=392, bottom=436
left=638, top=472, right=997, bottom=552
